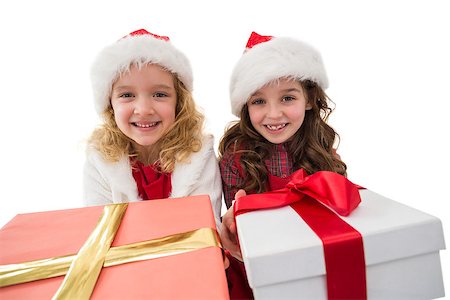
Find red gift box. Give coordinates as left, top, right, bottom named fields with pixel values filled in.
left=0, top=195, right=229, bottom=299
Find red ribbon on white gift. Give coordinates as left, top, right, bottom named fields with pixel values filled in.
left=235, top=169, right=367, bottom=300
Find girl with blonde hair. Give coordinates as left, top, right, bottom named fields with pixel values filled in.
left=84, top=29, right=222, bottom=226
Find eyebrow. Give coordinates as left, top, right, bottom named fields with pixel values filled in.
left=152, top=84, right=174, bottom=90
left=113, top=84, right=174, bottom=92
left=250, top=87, right=303, bottom=97
left=281, top=88, right=303, bottom=93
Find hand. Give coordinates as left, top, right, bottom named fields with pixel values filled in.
left=220, top=189, right=247, bottom=261
left=223, top=252, right=230, bottom=269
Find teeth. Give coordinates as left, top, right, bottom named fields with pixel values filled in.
left=266, top=124, right=286, bottom=131
left=135, top=122, right=158, bottom=128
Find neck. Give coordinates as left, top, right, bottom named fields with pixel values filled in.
left=133, top=143, right=161, bottom=166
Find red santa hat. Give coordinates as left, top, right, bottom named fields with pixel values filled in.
left=90, top=29, right=193, bottom=115
left=229, top=32, right=329, bottom=116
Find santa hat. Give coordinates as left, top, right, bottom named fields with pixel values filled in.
left=90, top=29, right=193, bottom=115
left=229, top=32, right=329, bottom=116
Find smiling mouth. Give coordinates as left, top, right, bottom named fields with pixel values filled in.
left=133, top=122, right=159, bottom=128
left=265, top=124, right=287, bottom=131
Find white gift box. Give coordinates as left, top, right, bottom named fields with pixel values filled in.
left=236, top=189, right=445, bottom=299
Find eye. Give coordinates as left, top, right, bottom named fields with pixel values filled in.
left=154, top=92, right=168, bottom=98
left=282, top=96, right=295, bottom=102
left=119, top=93, right=134, bottom=98
left=250, top=98, right=265, bottom=105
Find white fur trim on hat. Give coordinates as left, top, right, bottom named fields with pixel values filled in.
left=229, top=36, right=328, bottom=116
left=90, top=31, right=193, bottom=115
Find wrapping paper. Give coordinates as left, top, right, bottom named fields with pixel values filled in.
left=0, top=195, right=229, bottom=299
left=236, top=188, right=446, bottom=299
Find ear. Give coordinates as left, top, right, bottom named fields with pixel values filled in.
left=305, top=101, right=313, bottom=110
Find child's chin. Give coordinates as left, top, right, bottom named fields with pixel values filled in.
left=133, top=139, right=159, bottom=147
left=265, top=137, right=289, bottom=145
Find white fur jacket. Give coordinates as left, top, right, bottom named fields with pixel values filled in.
left=83, top=134, right=222, bottom=227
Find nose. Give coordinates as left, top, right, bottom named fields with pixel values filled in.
left=134, top=97, right=154, bottom=115
left=266, top=102, right=282, bottom=119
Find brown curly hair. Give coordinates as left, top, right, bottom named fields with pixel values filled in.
left=88, top=68, right=204, bottom=173
left=218, top=79, right=346, bottom=193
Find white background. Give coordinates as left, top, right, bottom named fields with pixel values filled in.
left=1, top=0, right=448, bottom=296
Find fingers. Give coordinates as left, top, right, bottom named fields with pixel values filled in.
left=219, top=190, right=249, bottom=261
left=230, top=246, right=243, bottom=261
left=235, top=189, right=247, bottom=200
left=220, top=223, right=241, bottom=260
left=223, top=253, right=230, bottom=269
left=221, top=208, right=237, bottom=244
left=228, top=219, right=237, bottom=234
left=220, top=204, right=243, bottom=261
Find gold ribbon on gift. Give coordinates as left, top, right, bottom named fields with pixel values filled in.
left=0, top=203, right=221, bottom=300
left=52, top=203, right=128, bottom=299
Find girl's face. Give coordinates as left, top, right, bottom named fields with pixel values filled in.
left=247, top=78, right=311, bottom=144
left=111, top=64, right=177, bottom=148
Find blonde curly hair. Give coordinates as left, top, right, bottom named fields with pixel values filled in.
left=88, top=66, right=204, bottom=173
